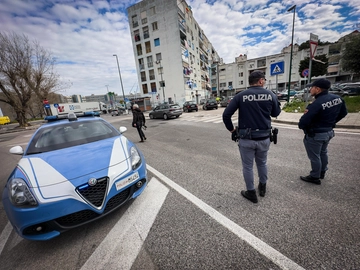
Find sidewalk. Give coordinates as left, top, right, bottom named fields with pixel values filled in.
left=272, top=111, right=360, bottom=130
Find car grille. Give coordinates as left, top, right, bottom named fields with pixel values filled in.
left=76, top=177, right=108, bottom=208
left=55, top=187, right=131, bottom=227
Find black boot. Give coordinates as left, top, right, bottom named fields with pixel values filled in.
left=241, top=190, right=258, bottom=203
left=300, top=175, right=321, bottom=185
left=320, top=171, right=325, bottom=179
left=258, top=183, right=266, bottom=197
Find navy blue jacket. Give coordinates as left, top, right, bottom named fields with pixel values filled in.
left=298, top=90, right=347, bottom=132
left=223, top=86, right=281, bottom=131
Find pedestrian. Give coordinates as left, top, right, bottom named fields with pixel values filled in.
left=132, top=104, right=147, bottom=142
left=298, top=78, right=347, bottom=184
left=223, top=70, right=281, bottom=203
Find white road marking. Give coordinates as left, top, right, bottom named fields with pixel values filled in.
left=147, top=165, right=305, bottom=270
left=80, top=177, right=169, bottom=270
left=0, top=222, right=13, bottom=255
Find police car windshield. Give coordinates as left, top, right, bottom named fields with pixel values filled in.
left=26, top=120, right=119, bottom=154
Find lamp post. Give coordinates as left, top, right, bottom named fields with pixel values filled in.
left=156, top=60, right=165, bottom=103
left=113, top=54, right=127, bottom=113
left=287, top=4, right=296, bottom=103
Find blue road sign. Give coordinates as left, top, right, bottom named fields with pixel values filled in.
left=270, top=61, right=285, bottom=76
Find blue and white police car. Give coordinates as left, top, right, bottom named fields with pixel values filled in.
left=2, top=112, right=147, bottom=240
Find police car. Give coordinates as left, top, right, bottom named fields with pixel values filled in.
left=2, top=112, right=147, bottom=240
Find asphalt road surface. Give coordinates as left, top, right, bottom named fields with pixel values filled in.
left=0, top=108, right=359, bottom=270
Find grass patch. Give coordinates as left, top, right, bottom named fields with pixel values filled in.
left=283, top=96, right=360, bottom=113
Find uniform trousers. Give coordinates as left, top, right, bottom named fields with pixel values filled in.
left=303, top=130, right=334, bottom=178
left=238, top=138, right=271, bottom=191
left=135, top=122, right=146, bottom=141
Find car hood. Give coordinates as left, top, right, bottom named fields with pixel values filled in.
left=14, top=136, right=130, bottom=188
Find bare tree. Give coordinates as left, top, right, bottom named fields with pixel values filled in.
left=0, top=32, right=62, bottom=127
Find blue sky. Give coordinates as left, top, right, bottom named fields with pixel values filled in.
left=0, top=0, right=359, bottom=97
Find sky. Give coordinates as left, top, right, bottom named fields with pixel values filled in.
left=0, top=0, right=359, bottom=98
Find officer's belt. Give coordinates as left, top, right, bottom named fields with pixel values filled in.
left=312, top=127, right=333, bottom=133
left=239, top=128, right=271, bottom=140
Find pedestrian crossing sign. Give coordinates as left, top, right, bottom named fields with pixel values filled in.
left=270, top=61, right=284, bottom=76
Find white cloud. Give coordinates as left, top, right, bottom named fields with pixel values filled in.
left=0, top=0, right=358, bottom=97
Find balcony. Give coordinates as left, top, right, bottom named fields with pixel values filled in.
left=141, top=77, right=146, bottom=82
left=134, top=35, right=141, bottom=42
left=149, top=75, right=155, bottom=80
left=139, top=64, right=145, bottom=70
left=144, top=33, right=149, bottom=39
left=133, top=21, right=139, bottom=28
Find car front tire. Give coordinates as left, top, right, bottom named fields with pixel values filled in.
left=150, top=114, right=154, bottom=119
left=163, top=114, right=168, bottom=120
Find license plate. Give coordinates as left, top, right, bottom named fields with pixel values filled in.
left=115, top=172, right=139, bottom=191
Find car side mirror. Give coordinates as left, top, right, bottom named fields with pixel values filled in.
left=10, top=146, right=24, bottom=155
left=119, top=126, right=127, bottom=134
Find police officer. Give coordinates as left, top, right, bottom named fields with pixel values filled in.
left=299, top=78, right=347, bottom=184
left=223, top=70, right=281, bottom=203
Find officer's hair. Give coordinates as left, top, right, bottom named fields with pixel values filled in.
left=249, top=77, right=261, bottom=85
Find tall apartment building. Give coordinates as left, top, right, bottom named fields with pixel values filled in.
left=127, top=0, right=220, bottom=105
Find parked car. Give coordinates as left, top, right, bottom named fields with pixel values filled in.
left=329, top=87, right=349, bottom=97
left=202, top=99, right=218, bottom=110
left=2, top=112, right=147, bottom=240
left=342, top=85, right=360, bottom=96
left=149, top=103, right=182, bottom=120
left=111, top=109, right=123, bottom=116
left=220, top=96, right=234, bottom=107
left=183, top=101, right=198, bottom=112
left=276, top=91, right=288, bottom=101
left=0, top=116, right=10, bottom=125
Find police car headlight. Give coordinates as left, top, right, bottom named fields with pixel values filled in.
left=8, top=178, right=38, bottom=207
left=130, top=146, right=142, bottom=170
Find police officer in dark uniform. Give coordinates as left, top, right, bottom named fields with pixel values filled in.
left=223, top=70, right=281, bottom=203
left=299, top=78, right=347, bottom=184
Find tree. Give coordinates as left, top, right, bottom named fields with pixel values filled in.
left=0, top=32, right=61, bottom=127
left=342, top=35, right=360, bottom=75
left=298, top=54, right=329, bottom=78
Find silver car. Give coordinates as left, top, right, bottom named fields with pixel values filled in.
left=149, top=103, right=182, bottom=120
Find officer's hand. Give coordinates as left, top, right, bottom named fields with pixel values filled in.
left=231, top=131, right=238, bottom=142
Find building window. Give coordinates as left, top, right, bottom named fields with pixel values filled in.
left=134, top=29, right=140, bottom=42
left=149, top=69, right=155, bottom=80
left=145, top=41, right=151, bottom=53
left=149, top=6, right=155, bottom=16
left=229, top=82, right=233, bottom=87
left=141, top=11, right=147, bottom=24
left=138, top=58, right=144, bottom=70
left=240, top=80, right=243, bottom=85
left=147, top=56, right=153, bottom=68
left=239, top=72, right=243, bottom=77
left=143, top=26, right=149, bottom=39
left=136, top=44, right=142, bottom=56
left=142, top=83, right=149, bottom=94
left=154, top=38, right=160, bottom=47
left=152, top=21, right=158, bottom=31
left=150, top=82, right=157, bottom=93
left=220, top=83, right=226, bottom=87
left=156, top=53, right=162, bottom=61
left=141, top=71, right=146, bottom=82
left=132, top=15, right=138, bottom=28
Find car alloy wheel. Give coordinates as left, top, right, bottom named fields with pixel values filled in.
left=163, top=114, right=168, bottom=120
left=150, top=114, right=154, bottom=119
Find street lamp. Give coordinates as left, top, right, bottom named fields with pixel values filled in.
left=113, top=54, right=127, bottom=113
left=156, top=60, right=165, bottom=103
left=287, top=4, right=296, bottom=103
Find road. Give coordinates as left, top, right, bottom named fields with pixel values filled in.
left=0, top=108, right=360, bottom=270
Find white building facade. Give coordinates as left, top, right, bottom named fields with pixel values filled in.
left=127, top=0, right=220, bottom=106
